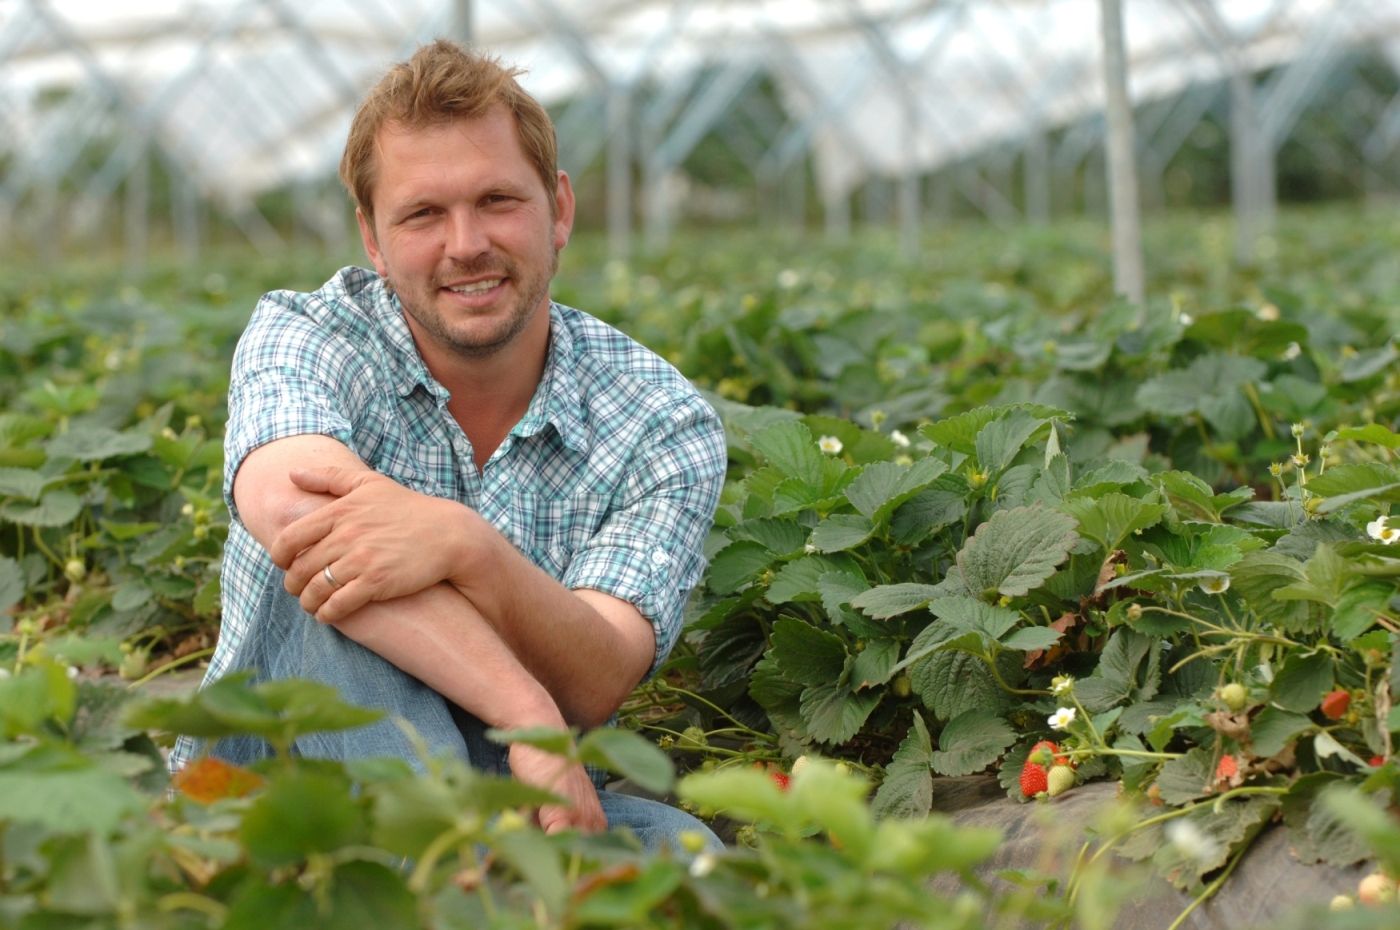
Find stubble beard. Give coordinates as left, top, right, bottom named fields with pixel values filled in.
left=391, top=246, right=559, bottom=361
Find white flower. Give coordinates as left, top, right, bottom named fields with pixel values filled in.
left=689, top=853, right=717, bottom=878
left=1052, top=676, right=1075, bottom=696
left=804, top=542, right=819, bottom=554
left=65, top=665, right=79, bottom=680
left=1257, top=303, right=1280, bottom=322
left=1282, top=341, right=1302, bottom=361
left=1368, top=516, right=1400, bottom=545
left=0, top=667, right=10, bottom=679
left=818, top=436, right=843, bottom=455
left=1165, top=820, right=1221, bottom=863
left=890, top=430, right=911, bottom=449
left=1179, top=312, right=1194, bottom=327
left=776, top=269, right=800, bottom=289
left=1048, top=707, right=1076, bottom=730
left=1199, top=576, right=1231, bottom=595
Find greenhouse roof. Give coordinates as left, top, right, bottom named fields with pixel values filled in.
left=2, top=0, right=1400, bottom=216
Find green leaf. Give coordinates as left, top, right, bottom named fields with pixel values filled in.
left=748, top=420, right=825, bottom=487
left=1151, top=796, right=1279, bottom=890
left=766, top=553, right=859, bottom=603
left=727, top=517, right=808, bottom=556
left=911, top=649, right=1011, bottom=722
left=919, top=404, right=1069, bottom=455
left=194, top=576, right=221, bottom=618
left=47, top=427, right=153, bottom=462
left=0, top=766, right=146, bottom=833
left=849, top=583, right=943, bottom=619
left=1282, top=776, right=1373, bottom=868
left=850, top=638, right=899, bottom=690
left=1230, top=551, right=1317, bottom=632
left=800, top=681, right=880, bottom=744
left=100, top=519, right=161, bottom=541
left=930, top=596, right=1020, bottom=642
left=1001, top=626, right=1064, bottom=651
left=1135, top=353, right=1266, bottom=440
left=494, top=830, right=569, bottom=918
left=1249, top=707, right=1314, bottom=758
left=1333, top=424, right=1400, bottom=450
left=930, top=709, right=1016, bottom=777
left=0, top=467, right=45, bottom=500
left=1333, top=582, right=1395, bottom=642
left=485, top=726, right=574, bottom=756
left=111, top=582, right=153, bottom=612
left=708, top=540, right=775, bottom=594
left=809, top=513, right=875, bottom=552
left=1341, top=343, right=1399, bottom=382
left=1059, top=492, right=1167, bottom=553
left=817, top=570, right=870, bottom=618
left=2, top=489, right=82, bottom=527
left=0, top=555, right=26, bottom=612
left=871, top=713, right=933, bottom=820
left=1270, top=652, right=1333, bottom=713
left=1153, top=747, right=1215, bottom=806
left=975, top=408, right=1046, bottom=475
left=954, top=504, right=1079, bottom=597
left=770, top=617, right=847, bottom=687
left=239, top=771, right=366, bottom=866
left=697, top=613, right=765, bottom=688
left=889, top=475, right=968, bottom=544
left=678, top=767, right=801, bottom=831
left=578, top=728, right=674, bottom=794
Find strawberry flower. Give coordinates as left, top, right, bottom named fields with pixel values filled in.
left=1048, top=707, right=1076, bottom=730
left=1368, top=516, right=1400, bottom=544
left=817, top=435, right=843, bottom=455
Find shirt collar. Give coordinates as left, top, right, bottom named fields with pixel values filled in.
left=369, top=283, right=587, bottom=454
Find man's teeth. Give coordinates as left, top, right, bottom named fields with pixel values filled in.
left=448, top=279, right=502, bottom=295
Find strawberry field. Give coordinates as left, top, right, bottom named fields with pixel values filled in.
left=6, top=209, right=1400, bottom=927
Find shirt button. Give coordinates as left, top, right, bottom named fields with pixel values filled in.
left=651, top=550, right=669, bottom=566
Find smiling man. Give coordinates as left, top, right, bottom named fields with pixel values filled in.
left=171, top=41, right=726, bottom=847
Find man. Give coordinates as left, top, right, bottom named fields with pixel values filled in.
left=172, top=40, right=726, bottom=846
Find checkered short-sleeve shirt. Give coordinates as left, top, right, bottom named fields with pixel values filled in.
left=170, top=266, right=725, bottom=772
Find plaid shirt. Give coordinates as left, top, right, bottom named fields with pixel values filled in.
left=171, top=266, right=725, bottom=772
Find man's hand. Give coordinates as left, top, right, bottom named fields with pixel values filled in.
left=508, top=742, right=608, bottom=834
left=271, top=466, right=482, bottom=622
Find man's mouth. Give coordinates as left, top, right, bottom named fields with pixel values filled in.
left=445, top=278, right=504, bottom=296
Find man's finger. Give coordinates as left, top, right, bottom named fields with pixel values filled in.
left=269, top=507, right=340, bottom=567
left=288, top=466, right=373, bottom=497
left=316, top=582, right=371, bottom=624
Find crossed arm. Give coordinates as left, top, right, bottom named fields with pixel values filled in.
left=232, top=434, right=658, bottom=831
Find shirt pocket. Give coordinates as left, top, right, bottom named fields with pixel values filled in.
left=532, top=491, right=614, bottom=579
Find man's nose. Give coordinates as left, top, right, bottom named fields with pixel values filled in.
left=444, top=208, right=490, bottom=259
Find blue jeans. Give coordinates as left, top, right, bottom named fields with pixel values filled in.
left=205, top=574, right=721, bottom=855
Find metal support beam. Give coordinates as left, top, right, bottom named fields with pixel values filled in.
left=1024, top=130, right=1050, bottom=225
left=1099, top=0, right=1145, bottom=303
left=124, top=143, right=149, bottom=278
left=607, top=84, right=631, bottom=261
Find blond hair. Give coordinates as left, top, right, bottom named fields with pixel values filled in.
left=339, top=39, right=558, bottom=227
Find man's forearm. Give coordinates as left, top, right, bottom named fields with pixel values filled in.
left=329, top=580, right=567, bottom=733
left=450, top=532, right=654, bottom=728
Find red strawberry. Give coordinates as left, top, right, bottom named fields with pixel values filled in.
left=769, top=771, right=790, bottom=792
left=1370, top=756, right=1386, bottom=768
left=1321, top=690, right=1351, bottom=721
left=1020, top=760, right=1048, bottom=797
left=1216, top=755, right=1239, bottom=780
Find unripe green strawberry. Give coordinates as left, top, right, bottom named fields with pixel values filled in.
left=1219, top=683, right=1247, bottom=712
left=64, top=558, right=86, bottom=584
left=891, top=673, right=912, bottom=698
left=1046, top=765, right=1075, bottom=798
left=791, top=756, right=810, bottom=778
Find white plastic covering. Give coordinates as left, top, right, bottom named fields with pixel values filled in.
left=1, top=0, right=1399, bottom=210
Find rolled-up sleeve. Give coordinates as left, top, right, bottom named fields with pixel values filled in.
left=563, top=393, right=726, bottom=676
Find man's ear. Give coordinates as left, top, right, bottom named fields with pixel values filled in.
left=356, top=207, right=389, bottom=277
left=553, top=170, right=576, bottom=252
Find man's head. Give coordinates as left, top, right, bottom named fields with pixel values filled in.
left=340, top=40, right=573, bottom=361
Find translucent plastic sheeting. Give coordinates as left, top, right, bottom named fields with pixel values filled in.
left=1, top=0, right=1399, bottom=204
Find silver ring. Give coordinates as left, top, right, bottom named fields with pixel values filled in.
left=323, top=564, right=341, bottom=588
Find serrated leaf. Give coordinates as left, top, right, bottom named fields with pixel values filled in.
left=727, top=517, right=808, bottom=556
left=111, top=582, right=153, bottom=612
left=809, top=514, right=874, bottom=552
left=844, top=457, right=948, bottom=522
left=1230, top=551, right=1317, bottom=632
left=1270, top=651, right=1333, bottom=713
left=0, top=467, right=45, bottom=500
left=1135, top=354, right=1266, bottom=426
left=1341, top=343, right=1398, bottom=382
left=698, top=615, right=767, bottom=689
left=930, top=710, right=1016, bottom=777
left=850, top=638, right=899, bottom=690
left=919, top=405, right=1070, bottom=455
left=1249, top=706, right=1313, bottom=758
left=2, top=489, right=82, bottom=527
left=1283, top=778, right=1375, bottom=867
left=930, top=596, right=1020, bottom=642
left=0, top=556, right=25, bottom=612
left=1333, top=424, right=1400, bottom=450
left=1001, top=627, right=1063, bottom=651
left=889, top=476, right=968, bottom=545
left=911, top=649, right=1011, bottom=722
left=47, top=427, right=153, bottom=462
left=1152, top=796, right=1278, bottom=889
left=1333, top=582, right=1395, bottom=642
left=817, top=571, right=869, bottom=618
left=871, top=714, right=933, bottom=819
left=770, top=618, right=847, bottom=687
left=766, top=553, right=859, bottom=603
left=799, top=682, right=880, bottom=744
left=707, top=540, right=777, bottom=595
left=1153, top=747, right=1214, bottom=805
left=1059, top=492, right=1167, bottom=553
left=954, top=504, right=1079, bottom=597
left=849, top=583, right=942, bottom=619
left=0, top=767, right=147, bottom=833
left=748, top=421, right=824, bottom=487
left=975, top=409, right=1045, bottom=475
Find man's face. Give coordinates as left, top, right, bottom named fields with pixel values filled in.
left=357, top=107, right=574, bottom=361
